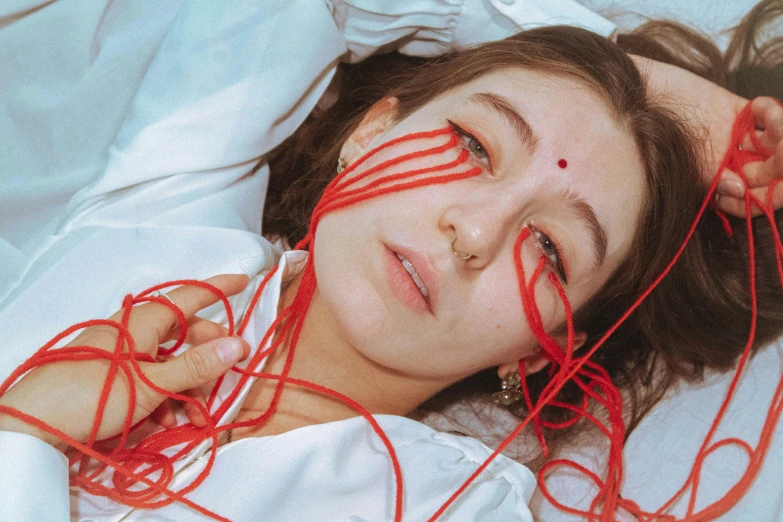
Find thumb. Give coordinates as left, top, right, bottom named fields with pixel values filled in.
left=151, top=337, right=248, bottom=393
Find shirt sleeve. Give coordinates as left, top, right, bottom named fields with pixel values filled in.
left=0, top=431, right=70, bottom=521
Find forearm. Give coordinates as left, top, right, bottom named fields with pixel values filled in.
left=629, top=53, right=748, bottom=179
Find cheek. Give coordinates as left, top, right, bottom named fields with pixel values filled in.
left=464, top=275, right=535, bottom=360
left=482, top=262, right=565, bottom=351
left=312, top=216, right=391, bottom=342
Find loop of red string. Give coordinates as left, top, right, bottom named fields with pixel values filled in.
left=2, top=103, right=782, bottom=521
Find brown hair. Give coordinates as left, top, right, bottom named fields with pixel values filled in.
left=264, top=0, right=783, bottom=468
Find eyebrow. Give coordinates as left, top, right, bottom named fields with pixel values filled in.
left=467, top=92, right=540, bottom=152
left=559, top=188, right=608, bottom=271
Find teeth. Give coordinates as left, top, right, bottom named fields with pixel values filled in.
left=396, top=253, right=430, bottom=298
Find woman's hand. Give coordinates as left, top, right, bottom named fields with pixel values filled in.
left=716, top=97, right=783, bottom=217
left=631, top=55, right=783, bottom=217
left=0, top=274, right=251, bottom=452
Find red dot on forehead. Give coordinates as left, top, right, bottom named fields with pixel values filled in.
left=558, top=159, right=568, bottom=169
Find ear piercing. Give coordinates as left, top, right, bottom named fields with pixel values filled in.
left=337, top=158, right=347, bottom=173
left=492, top=372, right=522, bottom=406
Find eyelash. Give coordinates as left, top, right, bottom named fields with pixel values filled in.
left=528, top=225, right=568, bottom=284
left=447, top=120, right=493, bottom=172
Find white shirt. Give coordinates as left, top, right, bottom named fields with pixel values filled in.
left=0, top=249, right=538, bottom=521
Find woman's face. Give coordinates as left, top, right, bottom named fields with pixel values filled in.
left=312, top=68, right=645, bottom=383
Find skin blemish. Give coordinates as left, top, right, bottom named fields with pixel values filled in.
left=558, top=159, right=568, bottom=169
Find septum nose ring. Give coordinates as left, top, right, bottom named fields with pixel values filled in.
left=451, top=237, right=472, bottom=260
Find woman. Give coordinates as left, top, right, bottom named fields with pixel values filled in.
left=1, top=5, right=782, bottom=522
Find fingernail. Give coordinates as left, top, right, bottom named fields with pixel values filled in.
left=718, top=178, right=744, bottom=198
left=216, top=338, right=242, bottom=364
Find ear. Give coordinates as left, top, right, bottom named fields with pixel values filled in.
left=340, top=97, right=400, bottom=162
left=497, top=332, right=588, bottom=378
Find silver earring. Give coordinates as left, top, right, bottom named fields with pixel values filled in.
left=337, top=158, right=347, bottom=173
left=451, top=237, right=472, bottom=260
left=491, top=372, right=522, bottom=406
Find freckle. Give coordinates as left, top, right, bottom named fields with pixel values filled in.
left=496, top=323, right=502, bottom=329
left=558, top=159, right=568, bottom=169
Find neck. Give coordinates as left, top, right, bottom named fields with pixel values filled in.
left=235, top=269, right=447, bottom=438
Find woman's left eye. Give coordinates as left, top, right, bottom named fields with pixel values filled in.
left=448, top=121, right=491, bottom=169
left=530, top=227, right=568, bottom=284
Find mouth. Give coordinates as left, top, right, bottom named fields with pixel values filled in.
left=395, top=253, right=431, bottom=303
left=384, top=246, right=435, bottom=316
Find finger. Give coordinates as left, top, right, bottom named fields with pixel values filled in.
left=181, top=388, right=210, bottom=428
left=717, top=195, right=761, bottom=218
left=151, top=399, right=178, bottom=428
left=742, top=142, right=783, bottom=189
left=716, top=171, right=746, bottom=198
left=164, top=317, right=230, bottom=346
left=158, top=274, right=250, bottom=319
left=130, top=274, right=250, bottom=346
left=146, top=336, right=250, bottom=395
left=717, top=183, right=783, bottom=217
left=750, top=97, right=783, bottom=150
left=755, top=181, right=783, bottom=212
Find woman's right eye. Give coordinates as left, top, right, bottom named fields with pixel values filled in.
left=448, top=120, right=492, bottom=170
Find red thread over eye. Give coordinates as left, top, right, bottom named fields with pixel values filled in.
left=558, top=159, right=568, bottom=169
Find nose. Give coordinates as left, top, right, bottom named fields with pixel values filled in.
left=441, top=191, right=520, bottom=268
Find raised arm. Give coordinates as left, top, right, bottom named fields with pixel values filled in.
left=631, top=54, right=783, bottom=217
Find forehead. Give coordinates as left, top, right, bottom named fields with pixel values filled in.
left=444, top=68, right=646, bottom=269
left=451, top=68, right=624, bottom=143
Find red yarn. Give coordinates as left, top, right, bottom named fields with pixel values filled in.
left=430, top=101, right=783, bottom=521
left=2, top=105, right=782, bottom=521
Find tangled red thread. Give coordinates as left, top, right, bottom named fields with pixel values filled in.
left=0, top=101, right=781, bottom=521
left=431, top=100, right=783, bottom=522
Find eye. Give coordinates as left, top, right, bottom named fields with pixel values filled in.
left=448, top=120, right=492, bottom=169
left=530, top=226, right=568, bottom=284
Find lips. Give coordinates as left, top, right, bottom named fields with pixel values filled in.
left=395, top=253, right=430, bottom=302
left=384, top=245, right=438, bottom=316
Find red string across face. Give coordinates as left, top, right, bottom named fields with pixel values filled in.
left=0, top=103, right=781, bottom=522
